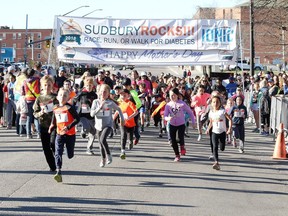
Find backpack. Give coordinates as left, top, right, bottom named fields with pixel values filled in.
left=259, top=89, right=271, bottom=115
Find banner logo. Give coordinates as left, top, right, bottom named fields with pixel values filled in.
left=59, top=19, right=82, bottom=45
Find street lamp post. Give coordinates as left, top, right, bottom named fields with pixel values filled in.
left=62, top=5, right=89, bottom=16
left=82, top=9, right=103, bottom=17
left=0, top=38, right=2, bottom=62
left=281, top=26, right=286, bottom=71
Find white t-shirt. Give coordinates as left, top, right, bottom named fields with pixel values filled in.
left=209, top=109, right=227, bottom=134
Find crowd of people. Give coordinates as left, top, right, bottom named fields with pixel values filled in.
left=0, top=62, right=284, bottom=182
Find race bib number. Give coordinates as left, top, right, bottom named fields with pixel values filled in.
left=81, top=104, right=90, bottom=113
left=123, top=113, right=128, bottom=119
left=213, top=120, right=224, bottom=129
left=55, top=113, right=68, bottom=123
left=40, top=102, right=53, bottom=113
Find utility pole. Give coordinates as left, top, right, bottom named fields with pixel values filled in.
left=250, top=0, right=255, bottom=76
left=24, top=14, right=28, bottom=66
left=282, top=26, right=286, bottom=71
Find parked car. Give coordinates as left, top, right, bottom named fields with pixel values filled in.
left=228, top=60, right=264, bottom=71
left=112, top=65, right=135, bottom=71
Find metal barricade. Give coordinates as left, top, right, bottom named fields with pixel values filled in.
left=270, top=95, right=288, bottom=140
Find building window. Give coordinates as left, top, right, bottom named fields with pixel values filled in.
left=36, top=43, right=41, bottom=49
left=38, top=33, right=41, bottom=39
left=2, top=33, right=6, bottom=39
left=18, top=33, right=21, bottom=39
left=2, top=43, right=6, bottom=47
left=13, top=43, right=16, bottom=48
left=12, top=33, right=16, bottom=39
left=37, top=53, right=41, bottom=59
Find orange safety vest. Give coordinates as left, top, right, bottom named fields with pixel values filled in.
left=24, top=79, right=40, bottom=101
left=53, top=105, right=76, bottom=135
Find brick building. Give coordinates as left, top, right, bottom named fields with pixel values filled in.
left=0, top=27, right=52, bottom=63
left=193, top=3, right=288, bottom=65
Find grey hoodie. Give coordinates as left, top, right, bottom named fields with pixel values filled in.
left=90, top=99, right=124, bottom=131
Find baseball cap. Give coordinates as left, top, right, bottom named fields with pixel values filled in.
left=140, top=71, right=147, bottom=76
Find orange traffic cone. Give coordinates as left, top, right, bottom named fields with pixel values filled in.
left=272, top=123, right=287, bottom=159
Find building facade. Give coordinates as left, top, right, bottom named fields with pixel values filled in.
left=193, top=3, right=288, bottom=66
left=0, top=28, right=52, bottom=63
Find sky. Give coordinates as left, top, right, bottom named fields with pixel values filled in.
left=1, top=0, right=248, bottom=29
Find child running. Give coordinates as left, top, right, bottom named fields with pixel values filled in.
left=90, top=84, right=124, bottom=167
left=48, top=88, right=80, bottom=182
left=164, top=88, right=195, bottom=162
left=74, top=77, right=98, bottom=155
left=206, top=96, right=232, bottom=170
left=114, top=89, right=139, bottom=159
left=230, top=96, right=248, bottom=153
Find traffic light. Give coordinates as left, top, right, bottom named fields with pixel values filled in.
left=45, top=40, right=50, bottom=48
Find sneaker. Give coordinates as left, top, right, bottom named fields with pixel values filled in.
left=184, top=133, right=190, bottom=138
left=20, top=134, right=25, bottom=137
left=261, top=131, right=269, bottom=136
left=107, top=154, right=112, bottom=164
left=120, top=152, right=126, bottom=160
left=81, top=132, right=86, bottom=139
left=99, top=158, right=106, bottom=168
left=54, top=171, right=62, bottom=183
left=86, top=150, right=94, bottom=155
left=133, top=138, right=139, bottom=145
left=252, top=128, right=259, bottom=132
left=239, top=148, right=244, bottom=154
left=6, top=126, right=12, bottom=129
left=180, top=146, right=186, bottom=156
left=27, top=135, right=33, bottom=139
left=158, top=133, right=163, bottom=138
left=145, top=122, right=150, bottom=127
left=109, top=131, right=114, bottom=138
left=36, top=134, right=40, bottom=139
left=168, top=140, right=172, bottom=147
left=212, top=162, right=220, bottom=170
left=174, top=155, right=180, bottom=162
left=197, top=134, right=202, bottom=141
left=140, top=126, right=144, bottom=133
left=208, top=155, right=214, bottom=160
left=128, top=141, right=133, bottom=150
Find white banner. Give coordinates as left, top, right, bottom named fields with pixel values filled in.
left=57, top=46, right=236, bottom=65
left=56, top=17, right=237, bottom=50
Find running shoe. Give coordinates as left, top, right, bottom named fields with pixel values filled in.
left=208, top=155, right=214, bottom=160
left=54, top=171, right=62, bottom=183
left=174, top=155, right=180, bottom=162
left=180, top=146, right=186, bottom=155
left=81, top=132, right=86, bottom=139
left=107, top=154, right=112, bottom=164
left=86, top=150, right=94, bottom=155
left=197, top=134, right=202, bottom=141
left=120, top=153, right=126, bottom=160
left=158, top=133, right=163, bottom=138
left=212, top=163, right=220, bottom=170
left=133, top=138, right=139, bottom=145
left=128, top=141, right=133, bottom=150
left=99, top=158, right=106, bottom=168
left=239, top=148, right=244, bottom=154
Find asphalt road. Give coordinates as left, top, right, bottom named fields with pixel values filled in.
left=0, top=123, right=287, bottom=216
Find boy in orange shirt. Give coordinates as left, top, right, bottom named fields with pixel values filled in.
left=48, top=88, right=80, bottom=183
left=114, top=89, right=138, bottom=159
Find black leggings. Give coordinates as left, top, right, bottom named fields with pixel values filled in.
left=211, top=132, right=226, bottom=162
left=170, top=124, right=185, bottom=156
left=120, top=126, right=134, bottom=150
left=97, top=127, right=112, bottom=159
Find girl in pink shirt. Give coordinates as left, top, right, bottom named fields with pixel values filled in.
left=191, top=85, right=211, bottom=141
